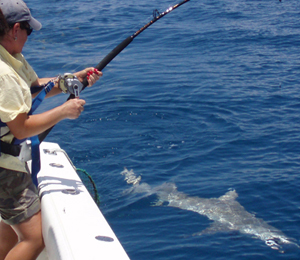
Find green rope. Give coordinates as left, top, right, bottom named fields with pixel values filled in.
left=76, top=168, right=100, bottom=206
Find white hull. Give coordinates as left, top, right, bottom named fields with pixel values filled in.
left=33, top=142, right=130, bottom=260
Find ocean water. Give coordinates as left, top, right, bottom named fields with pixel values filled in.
left=24, top=0, right=300, bottom=259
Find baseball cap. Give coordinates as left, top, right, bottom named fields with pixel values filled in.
left=0, top=0, right=42, bottom=30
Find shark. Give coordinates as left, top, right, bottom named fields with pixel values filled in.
left=121, top=168, right=299, bottom=253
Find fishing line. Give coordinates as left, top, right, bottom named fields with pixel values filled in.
left=38, top=0, right=190, bottom=142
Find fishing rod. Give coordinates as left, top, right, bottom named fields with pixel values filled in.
left=78, top=0, right=190, bottom=92
left=38, top=0, right=190, bottom=142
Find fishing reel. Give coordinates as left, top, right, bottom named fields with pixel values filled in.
left=58, top=73, right=83, bottom=97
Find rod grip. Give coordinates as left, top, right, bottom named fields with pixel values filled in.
left=80, top=35, right=133, bottom=90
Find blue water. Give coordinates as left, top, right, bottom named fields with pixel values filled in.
left=24, top=0, right=300, bottom=259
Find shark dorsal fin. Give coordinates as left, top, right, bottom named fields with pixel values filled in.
left=219, top=190, right=238, bottom=201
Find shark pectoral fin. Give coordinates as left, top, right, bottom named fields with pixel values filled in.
left=193, top=222, right=232, bottom=237
left=151, top=199, right=168, bottom=207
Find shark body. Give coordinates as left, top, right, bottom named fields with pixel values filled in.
left=121, top=168, right=299, bottom=252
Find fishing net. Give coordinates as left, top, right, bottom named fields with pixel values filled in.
left=76, top=168, right=100, bottom=206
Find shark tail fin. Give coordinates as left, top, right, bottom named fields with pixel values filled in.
left=121, top=167, right=141, bottom=185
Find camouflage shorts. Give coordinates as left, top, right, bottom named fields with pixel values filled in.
left=0, top=167, right=41, bottom=225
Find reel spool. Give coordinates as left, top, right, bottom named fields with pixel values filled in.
left=58, top=73, right=83, bottom=97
